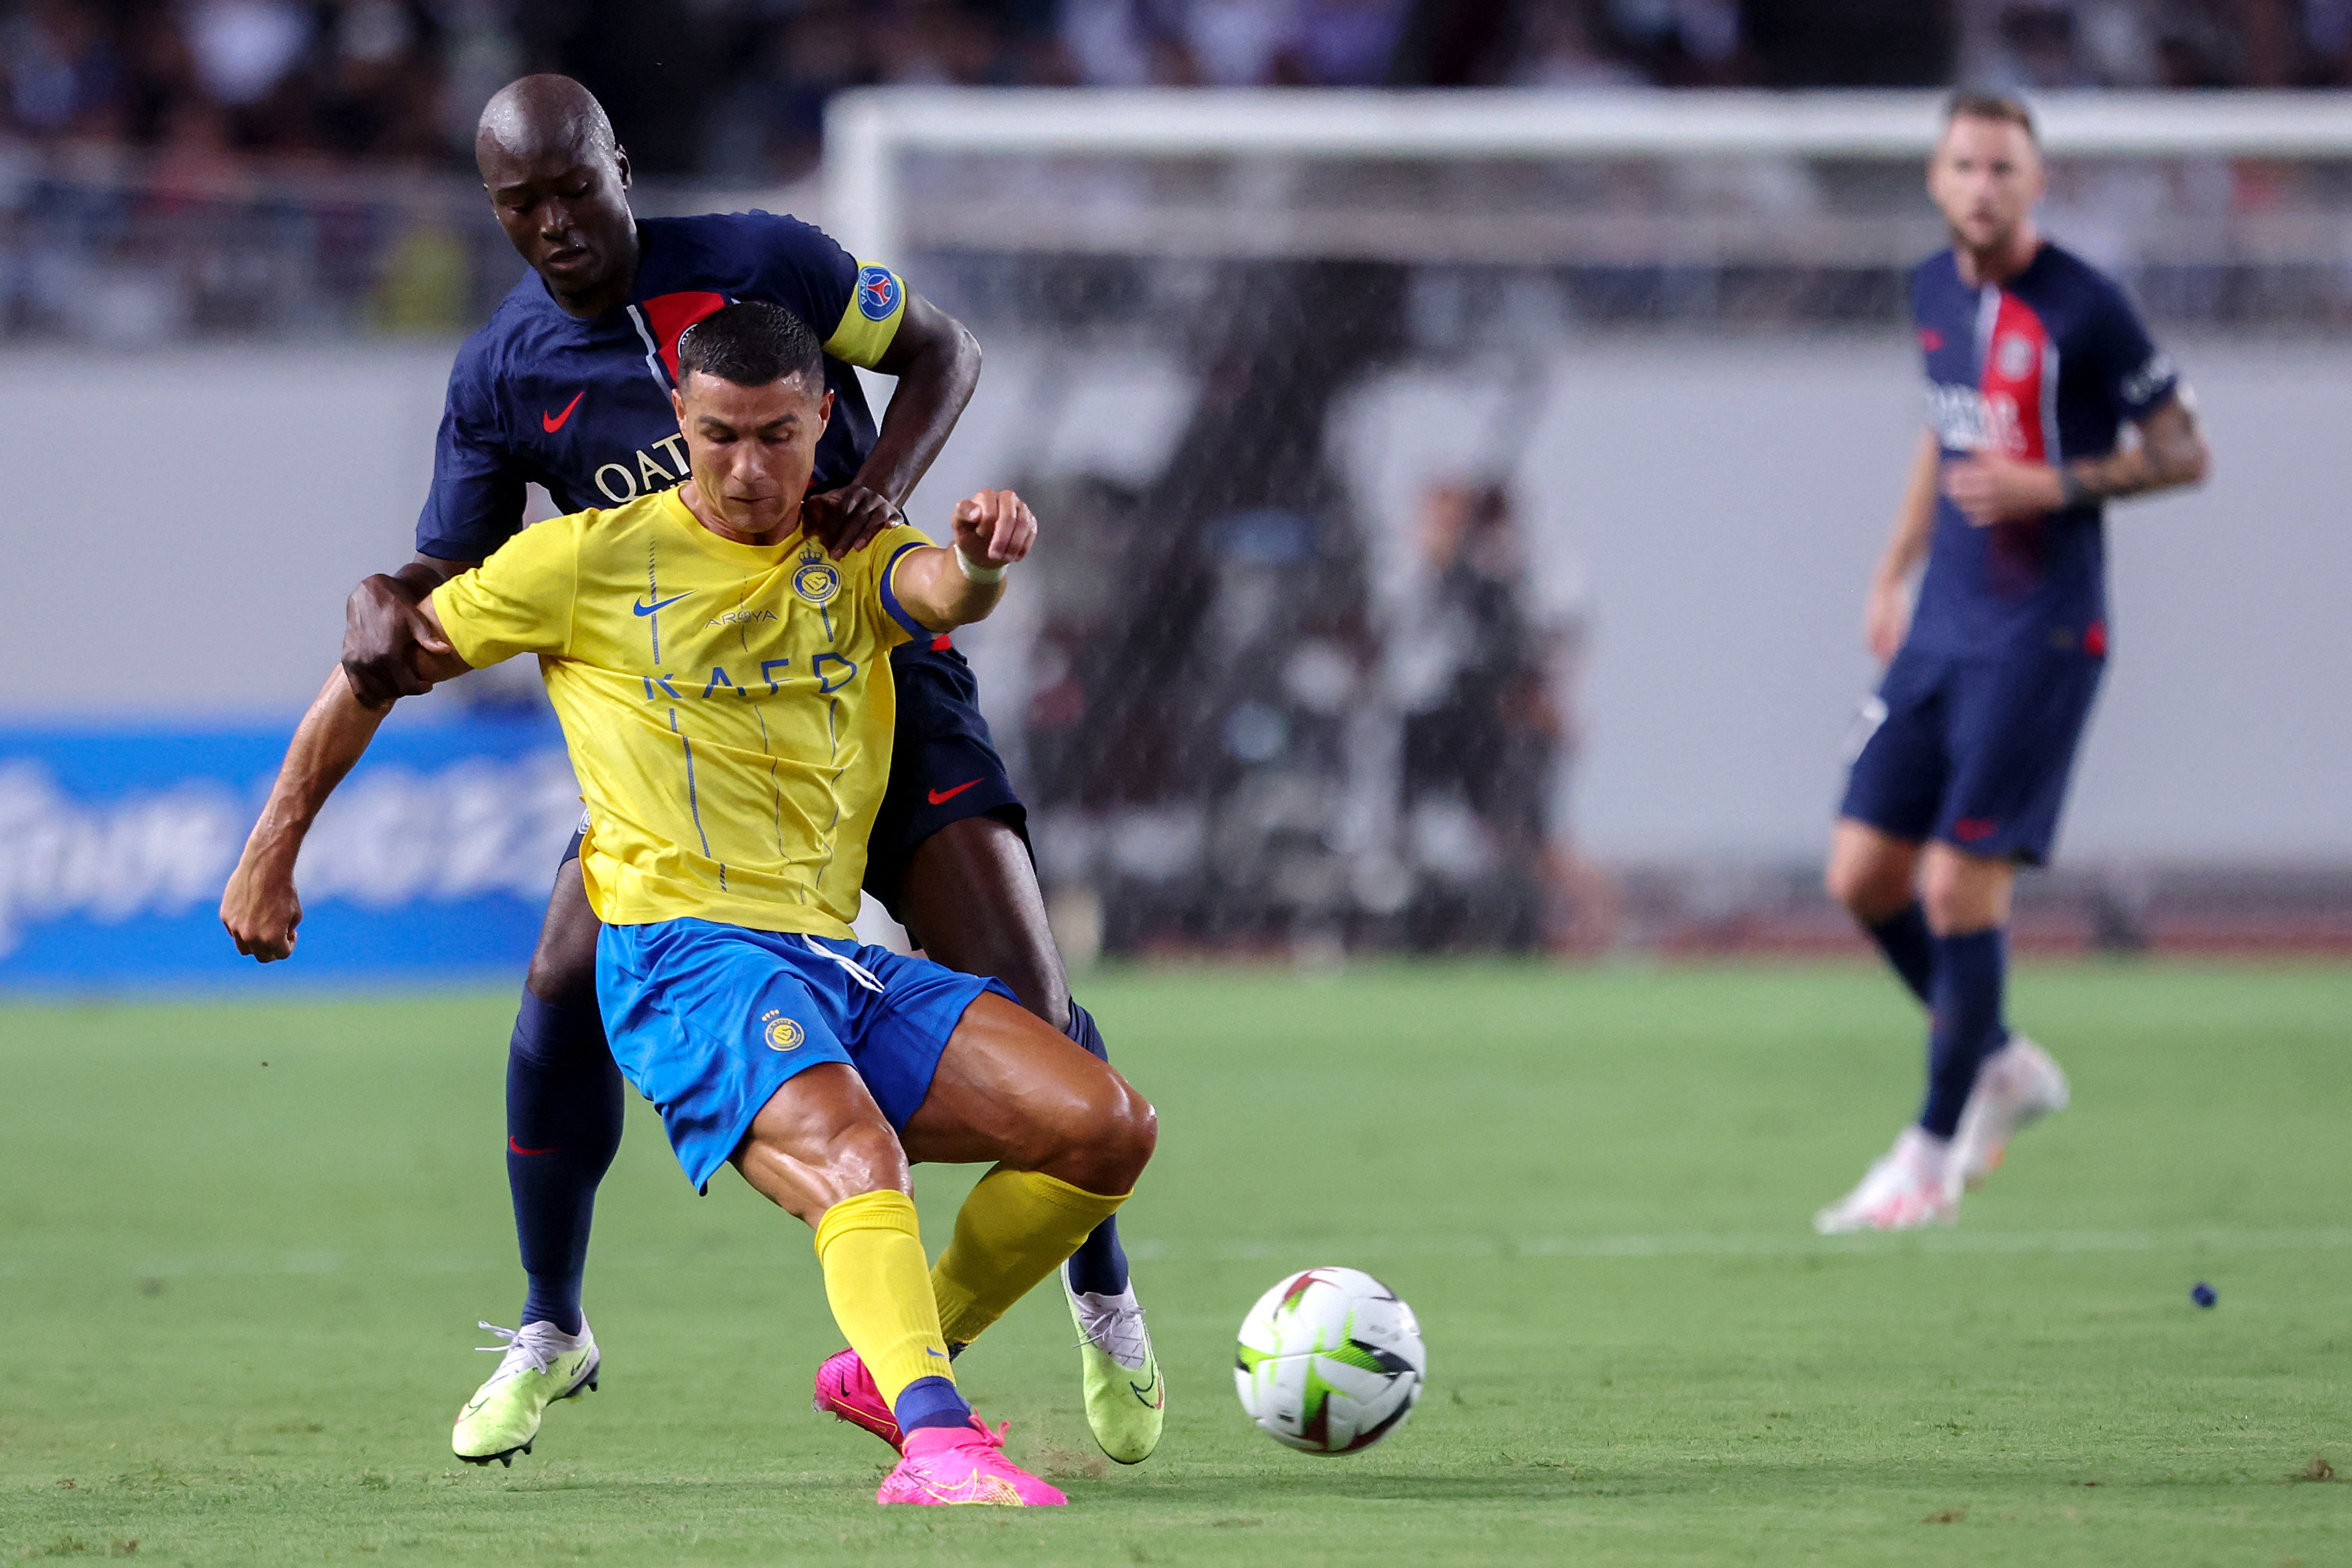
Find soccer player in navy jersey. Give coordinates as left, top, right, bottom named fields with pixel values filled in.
left=1813, top=92, right=2210, bottom=1234
left=221, top=75, right=1162, bottom=1464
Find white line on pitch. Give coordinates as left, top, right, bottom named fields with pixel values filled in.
left=8, top=1226, right=2350, bottom=1280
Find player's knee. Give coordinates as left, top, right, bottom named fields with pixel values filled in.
left=1918, top=853, right=2007, bottom=936
left=1067, top=1075, right=1155, bottom=1195
left=759, top=1116, right=910, bottom=1221
left=1826, top=846, right=1911, bottom=922
left=524, top=932, right=597, bottom=1009
left=820, top=1118, right=914, bottom=1199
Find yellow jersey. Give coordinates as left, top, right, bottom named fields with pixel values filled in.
left=431, top=488, right=932, bottom=939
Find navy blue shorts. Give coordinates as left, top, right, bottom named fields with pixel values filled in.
left=596, top=918, right=1015, bottom=1193
left=559, top=638, right=1029, bottom=908
left=1839, top=641, right=2104, bottom=865
left=861, top=636, right=1028, bottom=919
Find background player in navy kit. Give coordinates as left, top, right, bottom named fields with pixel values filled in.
left=225, top=75, right=1163, bottom=1463
left=1814, top=93, right=2211, bottom=1234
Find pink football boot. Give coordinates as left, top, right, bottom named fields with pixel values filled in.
left=876, top=1423, right=1067, bottom=1507
left=812, top=1348, right=1011, bottom=1456
left=814, top=1348, right=904, bottom=1450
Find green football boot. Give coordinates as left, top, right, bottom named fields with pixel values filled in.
left=1062, top=1265, right=1163, bottom=1464
left=453, top=1319, right=599, bottom=1467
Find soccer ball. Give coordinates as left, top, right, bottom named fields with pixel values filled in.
left=1233, top=1266, right=1425, bottom=1454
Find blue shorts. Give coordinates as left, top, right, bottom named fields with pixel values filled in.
left=596, top=918, right=1015, bottom=1193
left=861, top=636, right=1029, bottom=922
left=1839, top=641, right=2104, bottom=866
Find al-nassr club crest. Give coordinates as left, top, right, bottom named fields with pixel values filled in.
left=793, top=544, right=841, bottom=607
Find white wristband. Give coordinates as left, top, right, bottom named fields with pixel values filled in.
left=953, top=545, right=1007, bottom=584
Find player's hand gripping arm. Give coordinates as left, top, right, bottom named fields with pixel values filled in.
left=891, top=489, right=1037, bottom=633
left=341, top=554, right=477, bottom=707
left=1866, top=431, right=1942, bottom=662
left=803, top=293, right=982, bottom=559
left=220, top=612, right=474, bottom=962
left=1941, top=396, right=2211, bottom=528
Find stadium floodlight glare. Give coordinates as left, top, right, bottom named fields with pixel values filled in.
left=824, top=87, right=2352, bottom=262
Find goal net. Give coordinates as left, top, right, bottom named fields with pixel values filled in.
left=826, top=88, right=2352, bottom=960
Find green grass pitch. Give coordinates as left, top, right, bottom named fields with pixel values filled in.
left=2, top=961, right=2347, bottom=1565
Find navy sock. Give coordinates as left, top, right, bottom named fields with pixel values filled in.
left=1060, top=1001, right=1132, bottom=1298
left=1866, top=902, right=1935, bottom=1006
left=507, top=989, right=624, bottom=1336
left=893, top=1374, right=974, bottom=1434
left=1917, top=927, right=2011, bottom=1139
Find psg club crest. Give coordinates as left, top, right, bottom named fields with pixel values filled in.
left=1995, top=333, right=2036, bottom=379
left=855, top=265, right=901, bottom=322
left=793, top=545, right=842, bottom=607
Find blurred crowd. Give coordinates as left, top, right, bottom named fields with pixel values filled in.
left=7, top=1, right=2351, bottom=181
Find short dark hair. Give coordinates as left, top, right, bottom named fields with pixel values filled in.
left=676, top=301, right=823, bottom=393
left=1944, top=90, right=2036, bottom=142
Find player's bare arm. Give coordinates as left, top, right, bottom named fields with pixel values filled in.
left=1942, top=395, right=2210, bottom=527
left=891, top=489, right=1037, bottom=632
left=803, top=292, right=983, bottom=560
left=1866, top=430, right=1943, bottom=662
left=221, top=629, right=475, bottom=962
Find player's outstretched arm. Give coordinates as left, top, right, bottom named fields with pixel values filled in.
left=803, top=292, right=983, bottom=559
left=891, top=489, right=1037, bottom=634
left=343, top=554, right=477, bottom=707
left=221, top=613, right=475, bottom=963
left=1866, top=431, right=1942, bottom=662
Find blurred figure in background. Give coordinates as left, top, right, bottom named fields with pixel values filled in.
left=1396, top=481, right=1581, bottom=953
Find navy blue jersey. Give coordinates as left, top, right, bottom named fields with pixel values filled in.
left=1908, top=243, right=2179, bottom=657
left=417, top=211, right=909, bottom=562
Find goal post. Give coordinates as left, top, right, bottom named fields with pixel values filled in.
left=825, top=87, right=2352, bottom=263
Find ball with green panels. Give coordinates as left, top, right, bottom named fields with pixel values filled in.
left=1233, top=1266, right=1426, bottom=1453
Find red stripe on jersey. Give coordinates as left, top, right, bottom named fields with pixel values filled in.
left=1978, top=291, right=2052, bottom=462
left=640, top=291, right=727, bottom=380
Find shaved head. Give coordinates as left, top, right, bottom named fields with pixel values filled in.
left=477, top=74, right=619, bottom=174
left=475, top=75, right=638, bottom=316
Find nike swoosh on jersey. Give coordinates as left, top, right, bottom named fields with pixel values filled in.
left=633, top=592, right=690, bottom=617
left=541, top=390, right=585, bottom=432
left=926, top=778, right=982, bottom=806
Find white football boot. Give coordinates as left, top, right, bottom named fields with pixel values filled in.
left=453, top=1319, right=599, bottom=1466
left=1813, top=1126, right=1959, bottom=1234
left=1950, top=1034, right=2070, bottom=1191
left=1062, top=1263, right=1164, bottom=1464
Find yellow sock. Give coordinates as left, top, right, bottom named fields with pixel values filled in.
left=812, top=1189, right=954, bottom=1409
left=931, top=1166, right=1130, bottom=1349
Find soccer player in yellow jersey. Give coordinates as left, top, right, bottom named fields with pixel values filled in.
left=221, top=301, right=1153, bottom=1507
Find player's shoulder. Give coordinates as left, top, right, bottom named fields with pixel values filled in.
left=2024, top=241, right=2139, bottom=317
left=645, top=210, right=845, bottom=271
left=448, top=273, right=558, bottom=385
left=1907, top=248, right=1964, bottom=307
